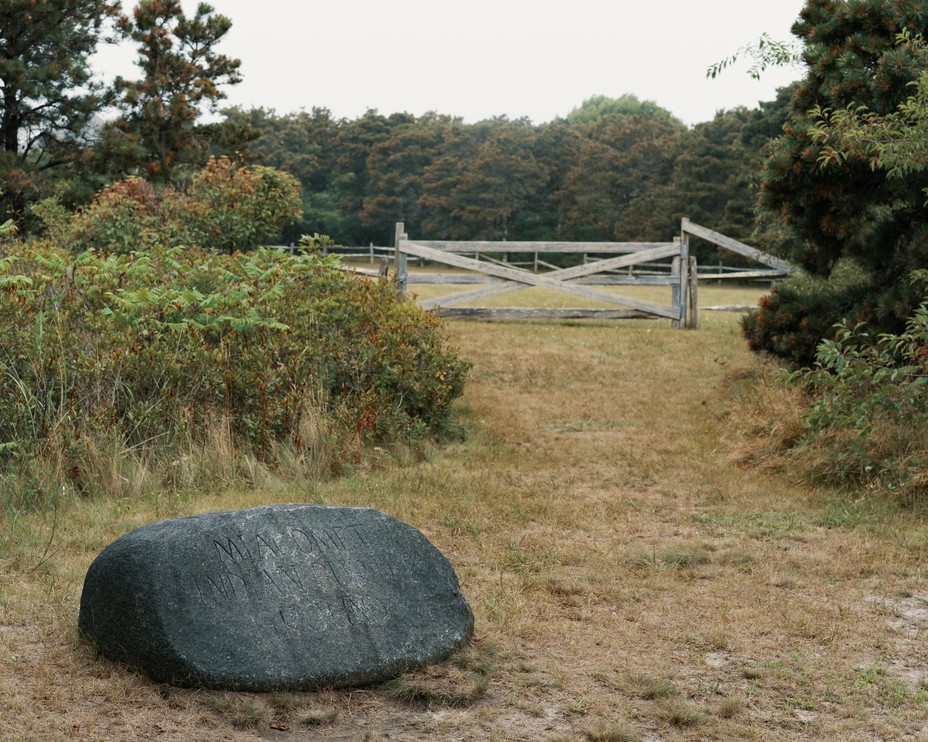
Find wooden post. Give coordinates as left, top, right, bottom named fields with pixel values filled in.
left=687, top=256, right=698, bottom=329
left=672, top=236, right=689, bottom=330
left=393, top=222, right=408, bottom=295
left=678, top=230, right=692, bottom=330
left=370, top=242, right=375, bottom=263
left=671, top=254, right=681, bottom=330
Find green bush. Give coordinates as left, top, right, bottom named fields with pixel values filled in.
left=741, top=260, right=873, bottom=368
left=66, top=156, right=302, bottom=254
left=0, top=243, right=470, bottom=504
left=787, top=273, right=928, bottom=496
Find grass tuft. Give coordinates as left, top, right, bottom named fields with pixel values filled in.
left=301, top=708, right=339, bottom=727
left=585, top=720, right=641, bottom=741
left=656, top=698, right=705, bottom=727
left=631, top=545, right=712, bottom=573
left=379, top=672, right=490, bottom=709
left=625, top=673, right=678, bottom=700
left=717, top=696, right=747, bottom=719
left=200, top=693, right=270, bottom=730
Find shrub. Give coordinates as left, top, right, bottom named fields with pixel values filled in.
left=0, top=244, right=470, bottom=504
left=787, top=273, right=928, bottom=496
left=741, top=260, right=873, bottom=368
left=67, top=176, right=165, bottom=254
left=65, top=156, right=302, bottom=254
left=178, top=156, right=303, bottom=253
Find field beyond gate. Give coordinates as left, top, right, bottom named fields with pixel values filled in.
left=3, top=291, right=928, bottom=741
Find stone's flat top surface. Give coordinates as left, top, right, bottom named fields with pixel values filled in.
left=78, top=504, right=474, bottom=691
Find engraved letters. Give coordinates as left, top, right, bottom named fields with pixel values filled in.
left=193, top=523, right=396, bottom=634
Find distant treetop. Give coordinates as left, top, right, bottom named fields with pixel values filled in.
left=564, top=94, right=683, bottom=126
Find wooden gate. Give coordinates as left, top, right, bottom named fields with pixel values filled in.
left=393, top=223, right=698, bottom=329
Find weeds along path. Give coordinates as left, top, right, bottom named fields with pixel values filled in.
left=3, top=310, right=928, bottom=741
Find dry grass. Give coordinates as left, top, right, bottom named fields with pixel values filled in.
left=4, top=285, right=928, bottom=740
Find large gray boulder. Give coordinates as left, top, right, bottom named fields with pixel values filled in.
left=78, top=504, right=474, bottom=691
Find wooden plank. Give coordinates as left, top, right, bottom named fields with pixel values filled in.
left=406, top=241, right=681, bottom=318
left=434, top=307, right=657, bottom=320
left=703, top=304, right=757, bottom=312
left=338, top=265, right=380, bottom=278
left=696, top=270, right=789, bottom=280
left=572, top=276, right=676, bottom=286
left=413, top=240, right=675, bottom=254
left=542, top=244, right=680, bottom=281
left=478, top=253, right=523, bottom=269
left=407, top=273, right=677, bottom=286
left=681, top=219, right=794, bottom=273
left=416, top=280, right=528, bottom=308
left=679, top=240, right=690, bottom=331
left=409, top=274, right=503, bottom=285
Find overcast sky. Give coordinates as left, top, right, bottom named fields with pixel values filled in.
left=93, top=0, right=807, bottom=127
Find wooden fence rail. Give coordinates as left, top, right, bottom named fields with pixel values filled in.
left=681, top=219, right=796, bottom=280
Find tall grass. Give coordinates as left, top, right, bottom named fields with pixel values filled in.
left=0, top=243, right=469, bottom=511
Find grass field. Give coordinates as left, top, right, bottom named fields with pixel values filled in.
left=4, top=284, right=928, bottom=740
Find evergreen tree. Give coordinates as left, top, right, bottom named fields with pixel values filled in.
left=98, top=0, right=241, bottom=182
left=0, top=0, right=119, bottom=221
left=747, top=0, right=928, bottom=364
left=761, top=0, right=928, bottom=316
left=360, top=112, right=449, bottom=240
left=445, top=118, right=546, bottom=241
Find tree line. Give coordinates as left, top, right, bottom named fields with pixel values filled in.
left=2, top=1, right=794, bottom=264
left=225, top=92, right=791, bottom=256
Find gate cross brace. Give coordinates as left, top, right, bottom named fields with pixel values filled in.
left=401, top=240, right=682, bottom=320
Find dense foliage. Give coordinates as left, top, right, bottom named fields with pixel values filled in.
left=0, top=243, right=470, bottom=503
left=747, top=0, right=928, bottom=365
left=62, top=156, right=302, bottom=254
left=227, top=96, right=792, bottom=257
left=786, top=273, right=928, bottom=498
left=742, top=261, right=872, bottom=368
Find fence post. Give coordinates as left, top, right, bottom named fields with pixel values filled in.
left=393, top=222, right=408, bottom=295
left=687, top=256, right=698, bottom=329
left=670, top=236, right=690, bottom=330
left=678, top=237, right=689, bottom=331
